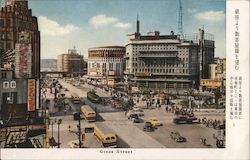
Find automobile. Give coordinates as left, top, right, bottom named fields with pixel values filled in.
left=131, top=108, right=144, bottom=116
left=143, top=121, right=155, bottom=132
left=133, top=117, right=143, bottom=123
left=128, top=113, right=139, bottom=119
left=149, top=117, right=163, bottom=126
left=126, top=110, right=143, bottom=118
left=170, top=131, right=186, bottom=142
left=173, top=115, right=197, bottom=124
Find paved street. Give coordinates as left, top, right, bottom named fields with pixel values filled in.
left=43, top=79, right=225, bottom=148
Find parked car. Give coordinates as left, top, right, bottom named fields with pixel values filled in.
left=143, top=121, right=155, bottom=132
left=170, top=131, right=186, bottom=142
left=149, top=117, right=163, bottom=127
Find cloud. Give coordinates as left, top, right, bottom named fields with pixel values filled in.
left=88, top=14, right=118, bottom=26
left=187, top=8, right=197, bottom=14
left=194, top=11, right=225, bottom=22
left=38, top=16, right=79, bottom=36
left=113, top=22, right=132, bottom=29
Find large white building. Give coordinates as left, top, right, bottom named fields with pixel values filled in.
left=124, top=18, right=214, bottom=91
left=88, top=46, right=125, bottom=86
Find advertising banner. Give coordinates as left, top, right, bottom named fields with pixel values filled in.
left=28, top=79, right=36, bottom=111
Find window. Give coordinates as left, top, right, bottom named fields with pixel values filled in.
left=6, top=33, right=11, bottom=40
left=10, top=81, right=16, bottom=88
left=3, top=81, right=9, bottom=89
left=6, top=42, right=11, bottom=50
left=6, top=92, right=15, bottom=104
left=2, top=72, right=7, bottom=78
left=109, top=63, right=113, bottom=70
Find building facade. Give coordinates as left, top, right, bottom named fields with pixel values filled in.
left=57, top=48, right=86, bottom=76
left=88, top=46, right=125, bottom=86
left=0, top=0, right=40, bottom=78
left=0, top=0, right=45, bottom=148
left=124, top=18, right=215, bottom=91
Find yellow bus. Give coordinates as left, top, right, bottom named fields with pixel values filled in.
left=81, top=105, right=96, bottom=122
left=94, top=122, right=117, bottom=148
left=71, top=93, right=80, bottom=104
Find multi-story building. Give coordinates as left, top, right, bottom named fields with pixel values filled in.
left=0, top=0, right=40, bottom=78
left=0, top=0, right=45, bottom=148
left=124, top=18, right=214, bottom=91
left=57, top=48, right=87, bottom=76
left=88, top=46, right=125, bottom=86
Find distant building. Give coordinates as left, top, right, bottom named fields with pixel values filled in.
left=88, top=46, right=125, bottom=86
left=124, top=18, right=215, bottom=91
left=203, top=58, right=226, bottom=91
left=0, top=0, right=40, bottom=78
left=214, top=57, right=226, bottom=80
left=41, top=59, right=57, bottom=71
left=57, top=48, right=87, bottom=76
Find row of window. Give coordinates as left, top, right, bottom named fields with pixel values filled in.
left=130, top=62, right=189, bottom=67
left=89, top=62, right=122, bottom=71
left=89, top=58, right=123, bottom=62
left=0, top=42, right=12, bottom=50
left=0, top=32, right=13, bottom=40
left=132, top=68, right=189, bottom=74
left=2, top=81, right=17, bottom=89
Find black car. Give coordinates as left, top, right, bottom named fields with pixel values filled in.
left=133, top=117, right=143, bottom=123
left=128, top=113, right=139, bottom=119
left=143, top=121, right=154, bottom=132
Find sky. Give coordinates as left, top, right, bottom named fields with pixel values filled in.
left=27, top=0, right=226, bottom=59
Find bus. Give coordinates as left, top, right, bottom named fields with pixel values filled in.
left=71, top=93, right=80, bottom=104
left=81, top=105, right=96, bottom=122
left=94, top=122, right=117, bottom=148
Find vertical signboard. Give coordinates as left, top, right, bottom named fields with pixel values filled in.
left=28, top=79, right=36, bottom=111
left=15, top=32, right=32, bottom=78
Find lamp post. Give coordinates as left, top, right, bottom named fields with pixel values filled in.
left=68, top=112, right=82, bottom=148
left=57, top=119, right=62, bottom=148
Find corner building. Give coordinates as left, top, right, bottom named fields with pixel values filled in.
left=124, top=19, right=214, bottom=91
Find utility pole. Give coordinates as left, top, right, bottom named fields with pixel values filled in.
left=68, top=112, right=83, bottom=148
left=57, top=119, right=62, bottom=148
left=78, top=114, right=82, bottom=148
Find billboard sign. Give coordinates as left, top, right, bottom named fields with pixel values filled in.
left=28, top=79, right=36, bottom=111
left=15, top=32, right=32, bottom=78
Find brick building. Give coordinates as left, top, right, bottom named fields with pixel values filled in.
left=0, top=0, right=40, bottom=78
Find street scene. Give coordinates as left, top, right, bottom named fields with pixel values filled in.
left=41, top=77, right=225, bottom=148
left=0, top=0, right=226, bottom=149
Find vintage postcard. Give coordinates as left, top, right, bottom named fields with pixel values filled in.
left=0, top=0, right=249, bottom=159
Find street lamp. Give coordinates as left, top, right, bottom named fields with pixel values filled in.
left=68, top=112, right=82, bottom=148
left=57, top=119, right=62, bottom=148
